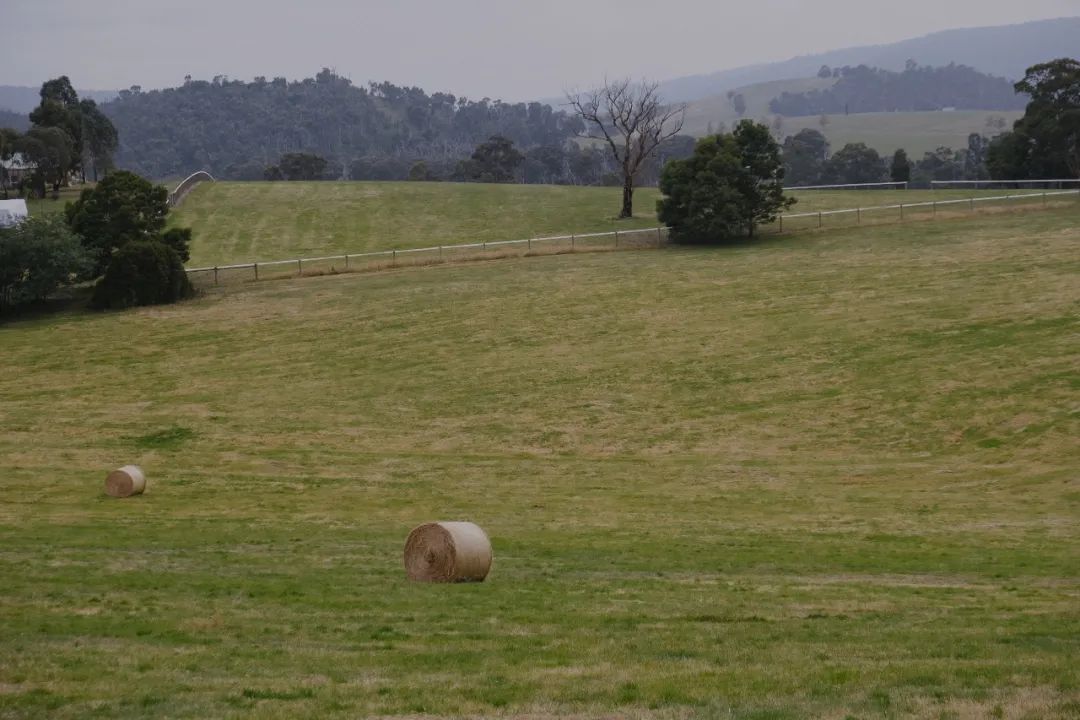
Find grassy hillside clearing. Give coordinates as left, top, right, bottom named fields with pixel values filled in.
left=172, top=181, right=1057, bottom=268
left=680, top=76, right=837, bottom=129
left=681, top=80, right=1023, bottom=157
left=1, top=205, right=1078, bottom=718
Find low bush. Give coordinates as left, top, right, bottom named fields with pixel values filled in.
left=91, top=240, right=193, bottom=310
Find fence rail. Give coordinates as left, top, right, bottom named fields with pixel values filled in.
left=789, top=181, right=908, bottom=191
left=932, top=179, right=1080, bottom=190
left=168, top=171, right=215, bottom=208
left=186, top=189, right=1080, bottom=288
left=186, top=226, right=669, bottom=287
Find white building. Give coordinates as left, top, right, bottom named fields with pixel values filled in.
left=0, top=199, right=29, bottom=228
left=1, top=153, right=37, bottom=183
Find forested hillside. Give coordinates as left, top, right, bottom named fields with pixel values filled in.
left=102, top=70, right=585, bottom=180
left=769, top=63, right=1027, bottom=116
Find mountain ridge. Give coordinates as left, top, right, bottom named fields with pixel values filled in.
left=656, top=17, right=1080, bottom=103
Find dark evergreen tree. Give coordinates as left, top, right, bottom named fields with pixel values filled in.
left=782, top=129, right=830, bottom=186
left=988, top=58, right=1080, bottom=179
left=823, top=143, right=886, bottom=184
left=658, top=121, right=795, bottom=243
left=890, top=149, right=912, bottom=183
left=66, top=170, right=171, bottom=275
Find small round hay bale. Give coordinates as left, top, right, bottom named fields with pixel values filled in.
left=404, top=521, right=492, bottom=583
left=105, top=465, right=146, bottom=498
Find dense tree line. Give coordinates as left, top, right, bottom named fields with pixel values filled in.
left=259, top=133, right=697, bottom=188
left=781, top=128, right=994, bottom=188
left=769, top=62, right=1027, bottom=116
left=101, top=69, right=585, bottom=181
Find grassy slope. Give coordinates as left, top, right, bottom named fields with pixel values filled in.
left=681, top=76, right=837, bottom=130
left=171, top=182, right=664, bottom=267
left=173, top=181, right=1051, bottom=267
left=1, top=206, right=1078, bottom=718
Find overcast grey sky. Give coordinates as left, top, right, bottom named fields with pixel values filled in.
left=2, top=0, right=1079, bottom=99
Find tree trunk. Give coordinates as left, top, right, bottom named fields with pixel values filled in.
left=620, top=177, right=634, bottom=219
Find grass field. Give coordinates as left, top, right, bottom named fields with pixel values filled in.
left=172, top=181, right=1055, bottom=267
left=20, top=186, right=86, bottom=217
left=2, top=203, right=1078, bottom=718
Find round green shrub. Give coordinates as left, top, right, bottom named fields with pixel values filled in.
left=91, top=240, right=193, bottom=310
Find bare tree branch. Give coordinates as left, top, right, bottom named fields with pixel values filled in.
left=565, top=79, right=686, bottom=218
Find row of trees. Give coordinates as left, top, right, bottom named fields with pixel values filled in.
left=771, top=62, right=1026, bottom=115
left=1, top=170, right=194, bottom=313
left=262, top=134, right=700, bottom=189
left=782, top=129, right=993, bottom=187
left=0, top=77, right=118, bottom=198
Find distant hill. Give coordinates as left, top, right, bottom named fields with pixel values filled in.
left=100, top=72, right=583, bottom=180
left=769, top=63, right=1026, bottom=115
left=0, top=109, right=29, bottom=131
left=0, top=85, right=118, bottom=114
left=659, top=17, right=1080, bottom=103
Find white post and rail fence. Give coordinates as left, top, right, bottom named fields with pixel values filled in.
left=185, top=189, right=1080, bottom=288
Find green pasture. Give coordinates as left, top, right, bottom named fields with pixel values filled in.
left=1, top=203, right=1078, bottom=718
left=171, top=181, right=1057, bottom=267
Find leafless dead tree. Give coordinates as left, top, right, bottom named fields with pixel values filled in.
left=566, top=79, right=686, bottom=219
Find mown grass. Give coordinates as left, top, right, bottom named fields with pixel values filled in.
left=172, top=180, right=1052, bottom=267
left=21, top=186, right=87, bottom=217
left=1, top=205, right=1078, bottom=718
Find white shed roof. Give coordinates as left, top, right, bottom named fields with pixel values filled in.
left=0, top=199, right=29, bottom=228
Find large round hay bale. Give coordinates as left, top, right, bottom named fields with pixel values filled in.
left=105, top=465, right=146, bottom=498
left=404, top=521, right=492, bottom=583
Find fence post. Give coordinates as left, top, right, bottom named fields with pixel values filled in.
left=345, top=254, right=349, bottom=269
left=527, top=237, right=531, bottom=251
left=213, top=266, right=218, bottom=286
left=818, top=212, right=822, bottom=229
left=857, top=207, right=861, bottom=225
left=656, top=227, right=662, bottom=246
left=899, top=204, right=904, bottom=221
left=254, top=263, right=259, bottom=280
left=297, top=259, right=302, bottom=276
left=392, top=249, right=397, bottom=265
left=571, top=234, right=575, bottom=249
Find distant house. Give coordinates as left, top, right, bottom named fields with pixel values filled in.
left=1, top=153, right=37, bottom=184
left=0, top=199, right=29, bottom=228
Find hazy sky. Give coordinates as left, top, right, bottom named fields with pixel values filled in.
left=2, top=0, right=1078, bottom=99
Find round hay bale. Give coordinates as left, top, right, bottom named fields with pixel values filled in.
left=105, top=465, right=146, bottom=498
left=404, top=521, right=492, bottom=583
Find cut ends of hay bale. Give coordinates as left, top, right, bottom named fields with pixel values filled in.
left=404, top=521, right=492, bottom=583
left=105, top=465, right=146, bottom=498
